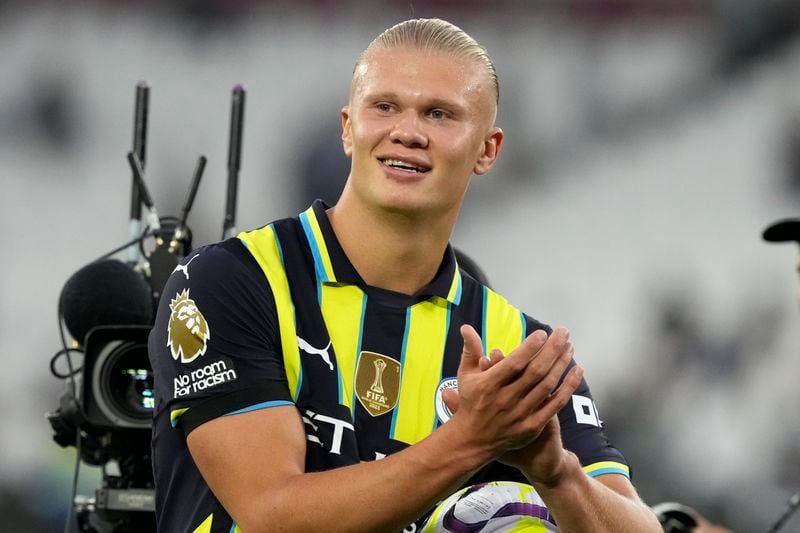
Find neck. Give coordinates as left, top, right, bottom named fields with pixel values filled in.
left=328, top=193, right=457, bottom=296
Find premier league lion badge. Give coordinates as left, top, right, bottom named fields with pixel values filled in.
left=167, top=289, right=210, bottom=363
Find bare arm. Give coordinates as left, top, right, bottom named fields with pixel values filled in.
left=530, top=448, right=661, bottom=532
left=510, top=385, right=661, bottom=532
left=447, top=337, right=662, bottom=533
left=188, top=404, right=486, bottom=533
left=187, top=326, right=580, bottom=532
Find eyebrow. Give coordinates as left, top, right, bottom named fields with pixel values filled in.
left=365, top=92, right=468, bottom=113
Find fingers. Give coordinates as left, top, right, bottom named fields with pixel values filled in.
left=488, top=348, right=504, bottom=366
left=457, top=324, right=578, bottom=424
left=530, top=337, right=574, bottom=394
left=493, top=327, right=570, bottom=394
left=486, top=328, right=549, bottom=384
left=458, top=324, right=485, bottom=376
left=515, top=338, right=576, bottom=417
left=524, top=363, right=584, bottom=429
left=469, top=327, right=573, bottom=409
left=478, top=348, right=503, bottom=371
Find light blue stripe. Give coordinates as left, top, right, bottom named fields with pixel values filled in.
left=587, top=467, right=630, bottom=479
left=298, top=211, right=325, bottom=303
left=520, top=311, right=526, bottom=343
left=481, top=286, right=488, bottom=356
left=299, top=211, right=328, bottom=285
left=453, top=271, right=462, bottom=305
left=390, top=306, right=412, bottom=438
left=230, top=523, right=238, bottom=533
left=353, top=350, right=363, bottom=418
left=224, top=400, right=294, bottom=417
left=273, top=229, right=303, bottom=400
left=347, top=291, right=368, bottom=420
left=336, top=349, right=344, bottom=406
left=295, top=361, right=303, bottom=402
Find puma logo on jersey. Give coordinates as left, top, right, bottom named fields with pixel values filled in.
left=297, top=336, right=334, bottom=371
left=172, top=253, right=200, bottom=280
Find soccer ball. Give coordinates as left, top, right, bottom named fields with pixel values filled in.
left=420, top=481, right=558, bottom=532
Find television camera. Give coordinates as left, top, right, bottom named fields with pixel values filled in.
left=47, top=82, right=246, bottom=533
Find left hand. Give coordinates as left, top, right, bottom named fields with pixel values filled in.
left=442, top=334, right=582, bottom=487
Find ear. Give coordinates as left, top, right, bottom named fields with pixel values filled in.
left=341, top=106, right=353, bottom=158
left=473, top=127, right=504, bottom=176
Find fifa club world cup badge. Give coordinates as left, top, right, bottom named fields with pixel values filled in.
left=355, top=352, right=400, bottom=417
left=167, top=289, right=211, bottom=364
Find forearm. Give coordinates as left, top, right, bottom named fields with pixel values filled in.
left=236, top=421, right=491, bottom=533
left=529, top=453, right=661, bottom=533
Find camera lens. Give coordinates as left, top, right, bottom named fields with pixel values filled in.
left=93, top=339, right=154, bottom=428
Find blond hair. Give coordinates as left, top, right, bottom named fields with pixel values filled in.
left=355, top=18, right=499, bottom=105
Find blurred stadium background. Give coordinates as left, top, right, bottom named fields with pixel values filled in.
left=2, top=0, right=800, bottom=530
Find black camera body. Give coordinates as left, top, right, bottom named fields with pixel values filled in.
left=49, top=325, right=155, bottom=463
left=48, top=324, right=158, bottom=532
left=81, top=325, right=154, bottom=431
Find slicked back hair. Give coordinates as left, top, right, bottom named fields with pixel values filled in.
left=355, top=18, right=499, bottom=106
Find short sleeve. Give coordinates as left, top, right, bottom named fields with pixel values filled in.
left=523, top=315, right=630, bottom=478
left=148, top=239, right=293, bottom=436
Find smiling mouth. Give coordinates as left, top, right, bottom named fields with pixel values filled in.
left=379, top=158, right=431, bottom=173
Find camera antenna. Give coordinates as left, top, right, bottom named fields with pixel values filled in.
left=128, top=82, right=149, bottom=263
left=222, top=85, right=245, bottom=240
left=126, top=151, right=162, bottom=241
left=170, top=155, right=206, bottom=253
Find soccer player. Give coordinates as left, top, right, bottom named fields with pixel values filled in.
left=148, top=18, right=661, bottom=532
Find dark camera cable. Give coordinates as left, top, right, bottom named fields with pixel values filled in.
left=50, top=348, right=82, bottom=379
left=101, top=225, right=153, bottom=262
left=57, top=295, right=82, bottom=533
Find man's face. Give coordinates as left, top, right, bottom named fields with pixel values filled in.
left=341, top=47, right=503, bottom=217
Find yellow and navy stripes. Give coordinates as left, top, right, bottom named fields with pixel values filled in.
left=238, top=199, right=630, bottom=478
left=153, top=200, right=632, bottom=533
left=239, top=225, right=303, bottom=401
left=320, top=282, right=367, bottom=415
left=482, top=285, right=527, bottom=356
left=390, top=298, right=452, bottom=443
left=298, top=206, right=335, bottom=283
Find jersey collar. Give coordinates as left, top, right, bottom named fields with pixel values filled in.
left=299, top=200, right=462, bottom=305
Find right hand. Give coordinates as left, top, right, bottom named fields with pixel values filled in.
left=442, top=325, right=581, bottom=463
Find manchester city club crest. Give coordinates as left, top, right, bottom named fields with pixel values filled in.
left=167, top=289, right=211, bottom=363
left=355, top=351, right=400, bottom=417
left=435, top=377, right=458, bottom=425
